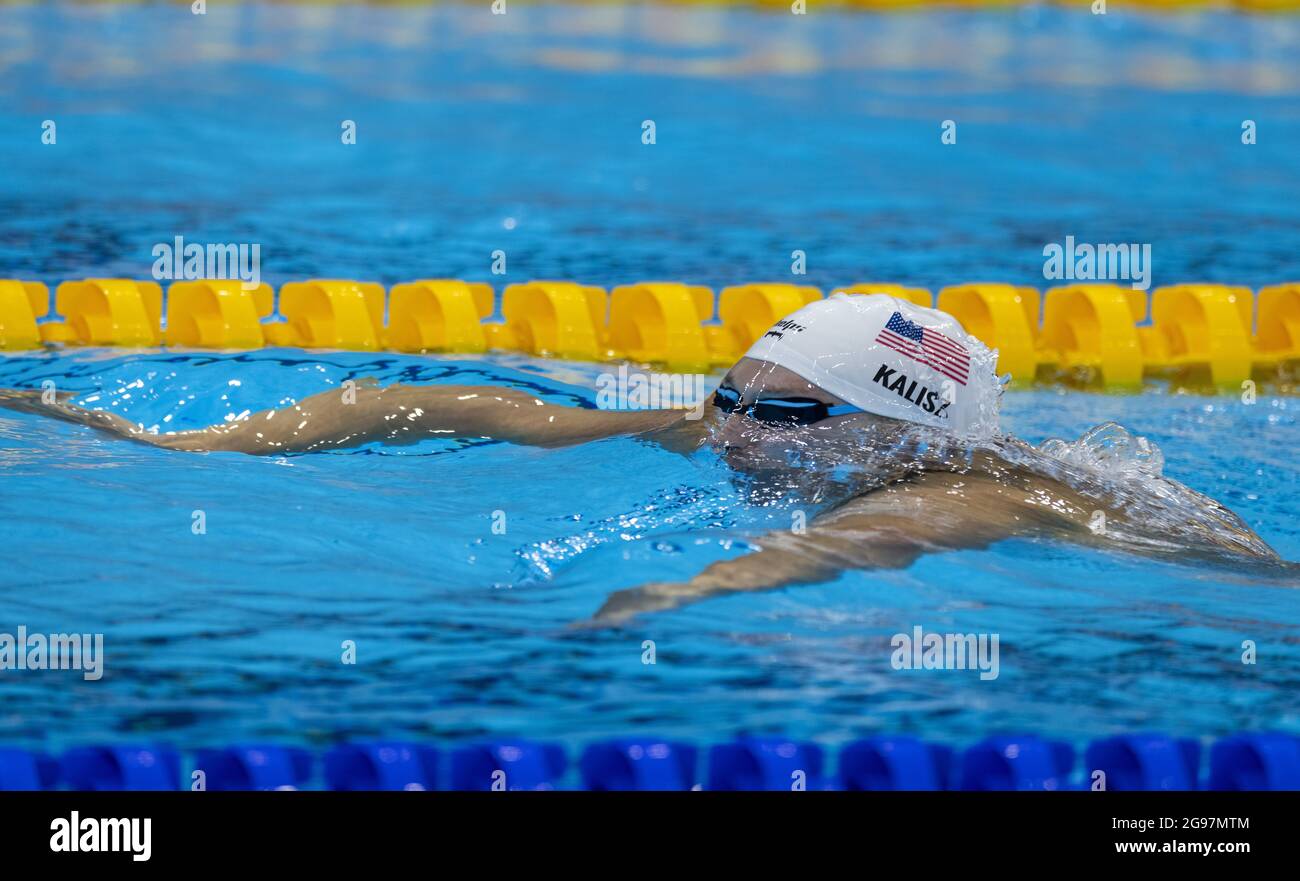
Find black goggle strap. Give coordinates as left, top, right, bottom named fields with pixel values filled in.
left=752, top=398, right=825, bottom=423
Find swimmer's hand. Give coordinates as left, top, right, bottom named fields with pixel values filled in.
left=0, top=387, right=152, bottom=440
left=0, top=387, right=77, bottom=413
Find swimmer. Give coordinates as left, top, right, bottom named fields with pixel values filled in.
left=0, top=294, right=1282, bottom=623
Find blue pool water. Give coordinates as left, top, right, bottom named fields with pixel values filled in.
left=1, top=4, right=1299, bottom=291
left=1, top=4, right=1298, bottom=755
left=0, top=349, right=1296, bottom=753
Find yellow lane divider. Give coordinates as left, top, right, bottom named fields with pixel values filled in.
left=0, top=280, right=49, bottom=350
left=717, top=283, right=822, bottom=360
left=937, top=283, right=1041, bottom=385
left=609, top=282, right=719, bottom=372
left=502, top=280, right=610, bottom=361
left=1143, top=283, right=1256, bottom=387
left=163, top=280, right=275, bottom=349
left=1039, top=284, right=1147, bottom=389
left=1256, top=283, right=1300, bottom=369
left=277, top=280, right=387, bottom=350
left=3, top=276, right=1298, bottom=390
left=49, top=279, right=164, bottom=347
left=388, top=279, right=497, bottom=354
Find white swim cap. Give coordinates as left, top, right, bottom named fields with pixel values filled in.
left=742, top=293, right=1000, bottom=437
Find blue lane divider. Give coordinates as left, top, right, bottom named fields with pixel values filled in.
left=708, top=737, right=828, bottom=791
left=5, top=732, right=1297, bottom=790
left=1085, top=734, right=1200, bottom=791
left=0, top=748, right=59, bottom=791
left=60, top=745, right=180, bottom=791
left=1209, top=732, right=1300, bottom=791
left=960, top=735, right=1075, bottom=791
left=840, top=736, right=954, bottom=790
left=324, top=742, right=440, bottom=791
left=580, top=738, right=697, bottom=791
left=192, top=745, right=313, bottom=791
left=449, top=740, right=567, bottom=791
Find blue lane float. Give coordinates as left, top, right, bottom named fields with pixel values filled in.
left=707, top=737, right=828, bottom=791
left=192, top=745, right=313, bottom=791
left=959, top=735, right=1075, bottom=791
left=59, top=745, right=180, bottom=791
left=324, top=742, right=440, bottom=791
left=0, top=748, right=59, bottom=791
left=1085, top=734, right=1201, bottom=791
left=1209, top=733, right=1300, bottom=791
left=449, top=740, right=567, bottom=791
left=3, top=732, right=1297, bottom=791
left=579, top=738, right=698, bottom=791
left=840, top=736, right=955, bottom=791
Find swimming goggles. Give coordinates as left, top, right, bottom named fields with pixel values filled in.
left=712, top=385, right=860, bottom=427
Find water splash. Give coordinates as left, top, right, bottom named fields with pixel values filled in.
left=1037, top=421, right=1165, bottom=479
left=513, top=480, right=742, bottom=581
left=1002, top=423, right=1278, bottom=562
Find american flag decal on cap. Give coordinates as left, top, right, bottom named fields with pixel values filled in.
left=875, top=311, right=970, bottom=385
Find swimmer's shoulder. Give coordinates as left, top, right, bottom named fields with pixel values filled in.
left=825, top=469, right=1093, bottom=536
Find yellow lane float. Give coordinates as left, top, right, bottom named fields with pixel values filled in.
left=716, top=283, right=822, bottom=359
left=608, top=282, right=717, bottom=372
left=0, top=280, right=50, bottom=350
left=1038, top=284, right=1147, bottom=389
left=1144, top=284, right=1255, bottom=388
left=4, top=276, right=1300, bottom=393
left=937, top=283, right=1040, bottom=384
left=276, top=279, right=386, bottom=350
left=388, top=279, right=497, bottom=354
left=164, top=280, right=274, bottom=349
left=1254, top=283, right=1300, bottom=370
left=501, top=281, right=610, bottom=361
left=53, top=279, right=163, bottom=347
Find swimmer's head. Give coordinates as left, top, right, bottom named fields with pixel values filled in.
left=714, top=293, right=1000, bottom=440
left=705, top=357, right=892, bottom=477
left=705, top=294, right=1000, bottom=482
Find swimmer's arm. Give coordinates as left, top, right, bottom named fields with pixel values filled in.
left=592, top=474, right=1040, bottom=624
left=0, top=384, right=689, bottom=454
left=593, top=519, right=939, bottom=624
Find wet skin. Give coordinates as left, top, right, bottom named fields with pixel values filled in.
left=0, top=357, right=1281, bottom=623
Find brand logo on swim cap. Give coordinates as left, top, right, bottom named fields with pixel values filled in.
left=763, top=318, right=808, bottom=341
left=872, top=364, right=951, bottom=417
